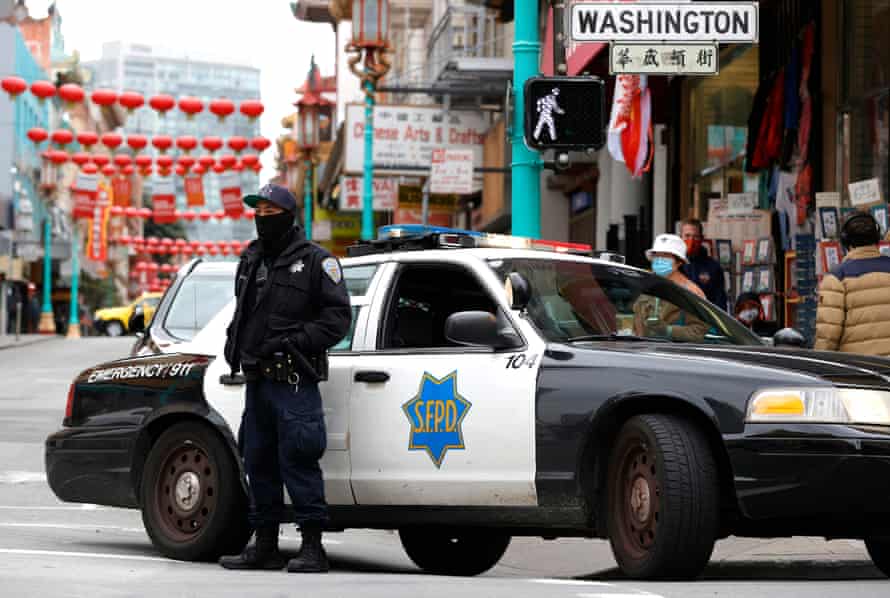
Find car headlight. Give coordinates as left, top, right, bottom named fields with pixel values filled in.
left=746, top=388, right=890, bottom=425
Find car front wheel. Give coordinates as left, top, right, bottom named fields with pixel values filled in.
left=866, top=537, right=890, bottom=577
left=399, top=528, right=510, bottom=576
left=104, top=320, right=124, bottom=337
left=140, top=422, right=250, bottom=561
left=606, top=414, right=719, bottom=580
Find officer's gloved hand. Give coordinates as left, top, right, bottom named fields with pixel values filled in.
left=258, top=338, right=286, bottom=357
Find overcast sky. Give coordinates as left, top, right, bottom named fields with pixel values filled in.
left=29, top=0, right=337, bottom=183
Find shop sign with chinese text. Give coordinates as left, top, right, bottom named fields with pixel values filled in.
left=339, top=176, right=398, bottom=212
left=610, top=43, right=718, bottom=75
left=429, top=148, right=475, bottom=195
left=344, top=104, right=488, bottom=175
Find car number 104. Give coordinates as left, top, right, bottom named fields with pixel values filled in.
left=505, top=354, right=538, bottom=369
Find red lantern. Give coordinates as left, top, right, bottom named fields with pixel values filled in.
left=351, top=0, right=391, bottom=48
left=71, top=152, right=91, bottom=166
left=76, top=132, right=99, bottom=149
left=230, top=240, right=243, bottom=252
left=50, top=130, right=74, bottom=147
left=232, top=160, right=244, bottom=172
left=190, top=240, right=202, bottom=249
left=251, top=136, right=271, bottom=153
left=140, top=166, right=154, bottom=177
left=181, top=245, right=194, bottom=256
left=192, top=164, right=206, bottom=176
left=240, top=100, right=264, bottom=120
left=92, top=154, right=110, bottom=167
left=101, top=133, right=123, bottom=150
left=196, top=246, right=207, bottom=256
left=202, top=136, right=223, bottom=152
left=219, top=154, right=237, bottom=169
left=134, top=155, right=153, bottom=169
left=181, top=211, right=197, bottom=221
left=149, top=94, right=175, bottom=115
left=209, top=98, right=235, bottom=121
left=58, top=83, right=85, bottom=105
left=199, top=210, right=213, bottom=222
left=101, top=164, right=117, bottom=177
left=119, top=91, right=144, bottom=113
left=251, top=162, right=263, bottom=173
left=241, top=154, right=259, bottom=167
left=158, top=167, right=172, bottom=177
left=118, top=234, right=131, bottom=245
left=48, top=150, right=69, bottom=165
left=156, top=155, right=174, bottom=169
left=127, top=134, right=148, bottom=151
left=214, top=210, right=226, bottom=220
left=227, top=136, right=248, bottom=153
left=82, top=163, right=99, bottom=175
left=220, top=244, right=231, bottom=256
left=198, top=155, right=216, bottom=168
left=125, top=206, right=141, bottom=218
left=110, top=205, right=125, bottom=216
left=2, top=76, right=27, bottom=98
left=114, top=154, right=132, bottom=168
left=208, top=245, right=220, bottom=256
left=122, top=165, right=135, bottom=176
left=30, top=80, right=56, bottom=101
left=176, top=135, right=198, bottom=154
left=27, top=127, right=48, bottom=144
left=152, top=135, right=173, bottom=153
left=244, top=209, right=256, bottom=220
left=212, top=163, right=227, bottom=174
left=91, top=88, right=118, bottom=107
left=140, top=208, right=153, bottom=219
left=178, top=96, right=204, bottom=119
left=175, top=165, right=187, bottom=177
left=177, top=156, right=195, bottom=169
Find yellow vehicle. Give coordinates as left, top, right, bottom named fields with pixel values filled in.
left=94, top=292, right=162, bottom=337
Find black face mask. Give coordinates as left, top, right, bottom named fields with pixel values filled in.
left=255, top=211, right=294, bottom=254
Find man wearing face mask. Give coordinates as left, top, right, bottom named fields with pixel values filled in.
left=679, top=219, right=728, bottom=310
left=221, top=184, right=351, bottom=573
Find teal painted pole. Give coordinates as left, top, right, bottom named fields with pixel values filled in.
left=40, top=213, right=52, bottom=316
left=361, top=80, right=375, bottom=241
left=511, top=0, right=542, bottom=239
left=303, top=158, right=313, bottom=240
left=68, top=228, right=79, bottom=330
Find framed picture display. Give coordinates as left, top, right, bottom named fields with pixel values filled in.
left=871, top=204, right=889, bottom=237
left=818, top=206, right=840, bottom=240
left=759, top=294, right=776, bottom=322
left=716, top=240, right=733, bottom=267
left=756, top=266, right=774, bottom=293
left=742, top=239, right=757, bottom=266
left=840, top=207, right=857, bottom=223
left=741, top=269, right=756, bottom=293
left=756, top=237, right=774, bottom=264
left=819, top=240, right=843, bottom=273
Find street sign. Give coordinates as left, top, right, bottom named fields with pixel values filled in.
left=523, top=76, right=606, bottom=151
left=429, top=148, right=475, bottom=195
left=610, top=43, right=719, bottom=75
left=572, top=2, right=759, bottom=43
left=339, top=176, right=398, bottom=212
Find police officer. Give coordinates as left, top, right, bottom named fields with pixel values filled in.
left=219, top=184, right=351, bottom=573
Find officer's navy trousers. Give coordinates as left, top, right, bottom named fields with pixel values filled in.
left=242, top=379, right=328, bottom=528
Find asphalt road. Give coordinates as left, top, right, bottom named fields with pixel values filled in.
left=0, top=336, right=887, bottom=598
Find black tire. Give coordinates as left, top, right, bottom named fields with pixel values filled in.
left=605, top=414, right=719, bottom=580
left=399, top=528, right=510, bottom=576
left=866, top=537, right=890, bottom=577
left=140, top=422, right=250, bottom=561
left=105, top=320, right=124, bottom=337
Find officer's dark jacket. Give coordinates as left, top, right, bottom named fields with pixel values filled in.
left=224, top=228, right=351, bottom=373
left=681, top=251, right=727, bottom=311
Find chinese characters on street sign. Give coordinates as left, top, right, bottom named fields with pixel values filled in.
left=610, top=43, right=719, bottom=75
left=429, top=148, right=475, bottom=195
left=523, top=76, right=606, bottom=151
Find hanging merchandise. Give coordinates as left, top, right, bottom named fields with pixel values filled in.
left=219, top=171, right=243, bottom=218
left=152, top=176, right=177, bottom=224
left=781, top=44, right=802, bottom=169
left=86, top=183, right=113, bottom=262
left=752, top=69, right=785, bottom=170
left=607, top=75, right=652, bottom=178
left=73, top=171, right=100, bottom=219
left=185, top=175, right=205, bottom=207
left=796, top=23, right=816, bottom=168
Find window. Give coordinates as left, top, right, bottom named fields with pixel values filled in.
left=489, top=258, right=763, bottom=346
left=380, top=263, right=501, bottom=350
left=162, top=276, right=234, bottom=341
left=330, top=306, right=359, bottom=353
left=144, top=297, right=161, bottom=309
left=343, top=265, right=377, bottom=296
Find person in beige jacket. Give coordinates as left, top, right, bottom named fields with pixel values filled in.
left=815, top=211, right=890, bottom=356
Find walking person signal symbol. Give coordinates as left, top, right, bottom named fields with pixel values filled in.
left=533, top=88, right=565, bottom=143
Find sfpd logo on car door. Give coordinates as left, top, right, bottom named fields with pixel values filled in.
left=402, top=372, right=471, bottom=468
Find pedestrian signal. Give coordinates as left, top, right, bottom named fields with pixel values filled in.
left=523, top=76, right=606, bottom=151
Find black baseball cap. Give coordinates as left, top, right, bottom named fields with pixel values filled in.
left=244, top=184, right=296, bottom=212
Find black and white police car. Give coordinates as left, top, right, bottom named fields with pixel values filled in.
left=46, top=226, right=890, bottom=580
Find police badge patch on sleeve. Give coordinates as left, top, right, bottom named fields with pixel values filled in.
left=322, top=257, right=342, bottom=284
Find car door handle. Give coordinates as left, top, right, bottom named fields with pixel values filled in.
left=219, top=373, right=246, bottom=386
left=354, top=371, right=390, bottom=383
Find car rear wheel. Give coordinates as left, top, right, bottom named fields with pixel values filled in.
left=866, top=537, right=890, bottom=577
left=105, top=320, right=124, bottom=337
left=140, top=422, right=250, bottom=561
left=399, top=528, right=510, bottom=576
left=606, top=414, right=719, bottom=580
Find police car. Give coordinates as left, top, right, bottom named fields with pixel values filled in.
left=46, top=226, right=890, bottom=580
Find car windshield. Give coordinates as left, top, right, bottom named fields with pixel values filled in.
left=163, top=275, right=235, bottom=341
left=489, top=257, right=764, bottom=347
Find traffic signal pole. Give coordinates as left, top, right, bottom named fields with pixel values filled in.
left=510, top=0, right=542, bottom=239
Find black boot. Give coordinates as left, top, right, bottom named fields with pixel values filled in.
left=287, top=523, right=329, bottom=573
left=219, top=526, right=286, bottom=570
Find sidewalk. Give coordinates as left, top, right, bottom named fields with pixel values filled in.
left=0, top=333, right=58, bottom=351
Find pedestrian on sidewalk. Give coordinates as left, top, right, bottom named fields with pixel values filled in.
left=26, top=283, right=40, bottom=333
left=679, top=218, right=728, bottom=310
left=815, top=211, right=890, bottom=356
left=219, top=184, right=351, bottom=573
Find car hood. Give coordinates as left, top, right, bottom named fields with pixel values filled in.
left=95, top=306, right=129, bottom=320
left=606, top=343, right=890, bottom=386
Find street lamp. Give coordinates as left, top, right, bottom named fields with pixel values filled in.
left=295, top=57, right=332, bottom=241
left=346, top=0, right=391, bottom=240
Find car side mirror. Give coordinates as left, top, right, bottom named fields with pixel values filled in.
left=773, top=327, right=808, bottom=348
left=129, top=307, right=146, bottom=334
left=505, top=272, right=532, bottom=310
left=445, top=310, right=522, bottom=350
